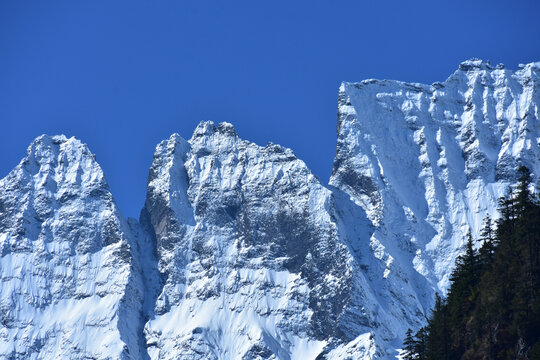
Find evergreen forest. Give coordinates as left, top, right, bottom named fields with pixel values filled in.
left=402, top=167, right=540, bottom=360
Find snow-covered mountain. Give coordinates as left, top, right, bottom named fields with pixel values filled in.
left=0, top=135, right=145, bottom=359
left=0, top=60, right=538, bottom=359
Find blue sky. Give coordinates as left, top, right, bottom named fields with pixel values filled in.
left=1, top=0, right=539, bottom=218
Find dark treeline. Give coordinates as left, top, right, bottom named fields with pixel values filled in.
left=403, top=167, right=540, bottom=360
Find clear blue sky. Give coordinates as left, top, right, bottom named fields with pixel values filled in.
left=1, top=0, right=539, bottom=218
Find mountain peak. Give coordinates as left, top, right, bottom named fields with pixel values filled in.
left=192, top=120, right=238, bottom=139
left=192, top=120, right=217, bottom=136
left=25, top=134, right=93, bottom=163
left=458, top=58, right=494, bottom=71
left=216, top=121, right=238, bottom=136
left=32, top=133, right=69, bottom=144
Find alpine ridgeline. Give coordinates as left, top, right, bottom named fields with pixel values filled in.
left=0, top=59, right=538, bottom=359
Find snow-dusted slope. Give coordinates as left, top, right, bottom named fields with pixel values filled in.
left=0, top=135, right=144, bottom=359
left=331, top=59, right=540, bottom=291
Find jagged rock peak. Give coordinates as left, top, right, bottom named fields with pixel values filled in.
left=457, top=58, right=540, bottom=72
left=13, top=134, right=108, bottom=195
left=25, top=134, right=94, bottom=162
left=341, top=60, right=540, bottom=94
left=448, top=59, right=540, bottom=83
left=141, top=115, right=409, bottom=359
left=153, top=132, right=190, bottom=161
left=191, top=120, right=238, bottom=138
left=457, top=58, right=495, bottom=71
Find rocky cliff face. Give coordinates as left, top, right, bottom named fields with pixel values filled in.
left=331, top=59, right=540, bottom=291
left=141, top=121, right=399, bottom=359
left=0, top=60, right=538, bottom=359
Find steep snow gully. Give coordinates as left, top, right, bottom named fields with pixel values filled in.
left=0, top=60, right=538, bottom=359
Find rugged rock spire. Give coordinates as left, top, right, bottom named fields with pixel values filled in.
left=142, top=121, right=392, bottom=358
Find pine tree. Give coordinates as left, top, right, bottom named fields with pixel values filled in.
left=515, top=166, right=534, bottom=214
left=479, top=214, right=496, bottom=267
left=402, top=328, right=417, bottom=360
left=451, top=231, right=479, bottom=284
left=426, top=293, right=450, bottom=360
left=413, top=327, right=427, bottom=360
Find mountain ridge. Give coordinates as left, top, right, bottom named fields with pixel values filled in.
left=1, top=59, right=538, bottom=359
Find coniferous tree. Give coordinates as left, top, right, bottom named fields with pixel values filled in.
left=402, top=328, right=417, bottom=360
left=426, top=293, right=450, bottom=360
left=479, top=214, right=496, bottom=268
left=413, top=327, right=427, bottom=360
